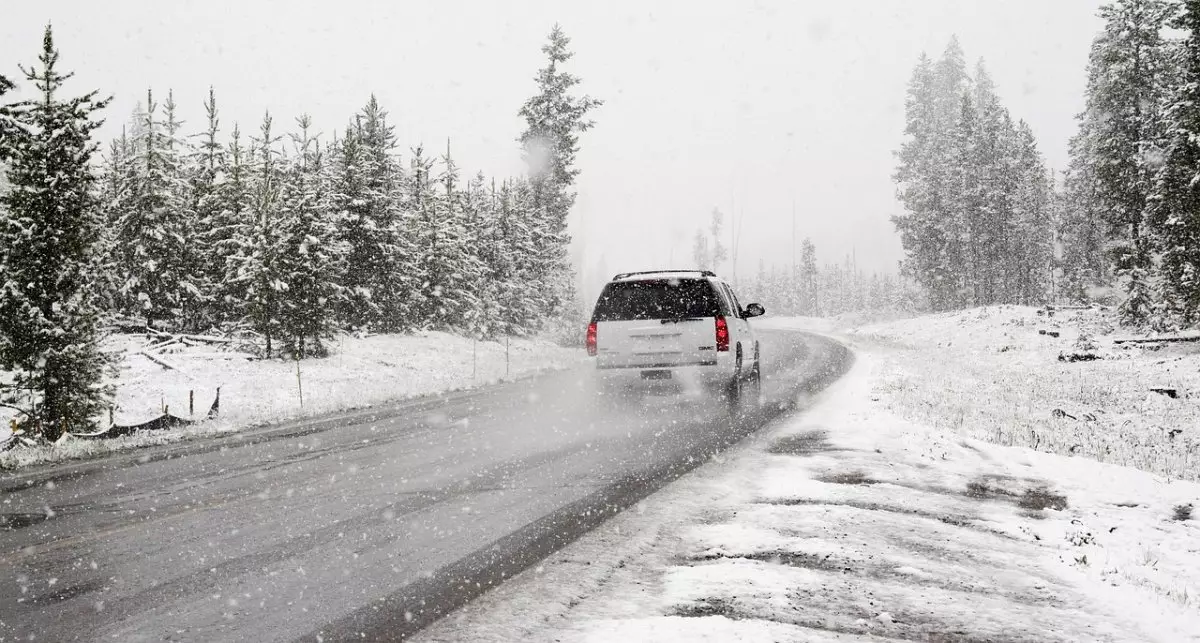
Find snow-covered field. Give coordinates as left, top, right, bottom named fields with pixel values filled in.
left=416, top=311, right=1200, bottom=642
left=842, top=306, right=1200, bottom=482
left=0, top=331, right=583, bottom=470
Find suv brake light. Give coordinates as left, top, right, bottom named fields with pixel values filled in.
left=715, top=316, right=730, bottom=352
left=586, top=321, right=598, bottom=356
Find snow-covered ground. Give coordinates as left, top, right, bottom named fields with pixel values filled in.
left=843, top=305, right=1200, bottom=482
left=0, top=331, right=583, bottom=470
left=416, top=311, right=1200, bottom=642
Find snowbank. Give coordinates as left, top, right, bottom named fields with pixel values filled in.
left=1, top=331, right=583, bottom=470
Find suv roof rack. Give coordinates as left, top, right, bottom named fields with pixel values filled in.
left=612, top=269, right=717, bottom=280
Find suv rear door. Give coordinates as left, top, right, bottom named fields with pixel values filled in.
left=592, top=278, right=723, bottom=369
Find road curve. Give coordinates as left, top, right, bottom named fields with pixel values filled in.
left=0, top=330, right=850, bottom=642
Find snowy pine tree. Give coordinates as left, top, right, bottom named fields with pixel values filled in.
left=426, top=143, right=484, bottom=330
left=0, top=72, right=13, bottom=159
left=946, top=92, right=983, bottom=307
left=111, top=89, right=198, bottom=329
left=691, top=231, right=710, bottom=270
left=459, top=172, right=494, bottom=337
left=210, top=124, right=254, bottom=324
left=410, top=144, right=475, bottom=329
left=893, top=47, right=964, bottom=311
left=1075, top=0, right=1175, bottom=322
left=1058, top=134, right=1109, bottom=301
left=709, top=209, right=728, bottom=273
left=333, top=97, right=415, bottom=331
left=799, top=239, right=819, bottom=315
left=1153, top=0, right=1200, bottom=323
left=234, top=112, right=285, bottom=354
left=190, top=87, right=231, bottom=328
left=163, top=90, right=205, bottom=329
left=518, top=25, right=602, bottom=319
left=95, top=130, right=131, bottom=313
left=273, top=115, right=344, bottom=356
left=497, top=178, right=542, bottom=334
left=0, top=26, right=113, bottom=439
left=1011, top=122, right=1054, bottom=306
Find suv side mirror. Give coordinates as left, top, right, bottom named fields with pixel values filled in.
left=743, top=303, right=765, bottom=318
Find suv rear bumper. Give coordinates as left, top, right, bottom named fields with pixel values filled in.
left=592, top=356, right=735, bottom=390
left=596, top=359, right=718, bottom=369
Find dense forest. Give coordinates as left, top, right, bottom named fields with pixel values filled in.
left=1059, top=0, right=1200, bottom=328
left=0, top=25, right=599, bottom=437
left=891, top=0, right=1200, bottom=329
left=892, top=37, right=1055, bottom=313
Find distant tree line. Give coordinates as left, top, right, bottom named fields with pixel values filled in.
left=0, top=25, right=599, bottom=439
left=739, top=240, right=917, bottom=319
left=1058, top=0, right=1200, bottom=328
left=685, top=206, right=910, bottom=318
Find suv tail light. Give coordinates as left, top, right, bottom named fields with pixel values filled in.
left=715, top=316, right=730, bottom=352
left=586, top=322, right=598, bottom=356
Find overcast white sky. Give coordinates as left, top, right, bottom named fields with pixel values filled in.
left=2, top=0, right=1105, bottom=297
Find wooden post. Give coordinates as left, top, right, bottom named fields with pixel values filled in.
left=189, top=390, right=194, bottom=416
left=295, top=356, right=304, bottom=408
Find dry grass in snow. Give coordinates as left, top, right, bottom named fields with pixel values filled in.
left=842, top=305, right=1200, bottom=482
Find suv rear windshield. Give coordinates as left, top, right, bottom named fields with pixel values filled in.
left=592, top=279, right=722, bottom=322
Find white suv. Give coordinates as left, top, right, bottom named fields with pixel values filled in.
left=586, top=270, right=765, bottom=408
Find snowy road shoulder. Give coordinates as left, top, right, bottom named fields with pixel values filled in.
left=416, top=344, right=1200, bottom=642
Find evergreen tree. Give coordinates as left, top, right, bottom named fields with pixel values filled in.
left=234, top=112, right=284, bottom=354
left=190, top=87, right=228, bottom=327
left=1077, top=0, right=1175, bottom=321
left=1011, top=122, right=1054, bottom=305
left=274, top=115, right=343, bottom=356
left=211, top=124, right=253, bottom=324
left=499, top=178, right=542, bottom=334
left=893, top=48, right=962, bottom=310
left=111, top=89, right=197, bottom=328
left=469, top=178, right=508, bottom=338
left=709, top=208, right=728, bottom=273
left=429, top=143, right=484, bottom=330
left=518, top=25, right=602, bottom=317
left=1058, top=134, right=1109, bottom=301
left=799, top=238, right=819, bottom=315
left=411, top=144, right=476, bottom=329
left=1153, top=0, right=1200, bottom=323
left=163, top=89, right=205, bottom=328
left=970, top=61, right=1020, bottom=305
left=459, top=172, right=494, bottom=337
left=946, top=92, right=981, bottom=307
left=333, top=97, right=415, bottom=331
left=692, top=230, right=710, bottom=270
left=0, top=26, right=112, bottom=439
left=0, top=73, right=14, bottom=161
left=95, top=129, right=131, bottom=313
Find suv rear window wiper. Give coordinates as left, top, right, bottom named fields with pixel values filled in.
left=661, top=317, right=704, bottom=324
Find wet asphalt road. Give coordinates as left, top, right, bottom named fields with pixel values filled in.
left=0, top=329, right=850, bottom=642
